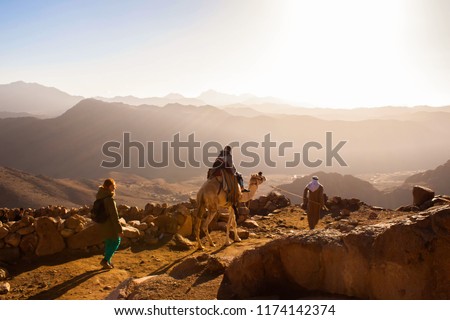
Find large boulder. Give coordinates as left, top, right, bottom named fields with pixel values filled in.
left=154, top=215, right=178, bottom=234
left=35, top=217, right=65, bottom=256
left=66, top=224, right=103, bottom=249
left=128, top=220, right=148, bottom=232
left=177, top=214, right=192, bottom=237
left=0, top=282, right=10, bottom=295
left=0, top=267, right=8, bottom=280
left=4, top=233, right=21, bottom=247
left=0, top=227, right=8, bottom=240
left=19, top=234, right=39, bottom=255
left=64, top=214, right=87, bottom=232
left=224, top=205, right=450, bottom=299
left=60, top=228, right=75, bottom=238
left=170, top=234, right=195, bottom=251
left=122, top=225, right=141, bottom=239
left=17, top=226, right=35, bottom=236
left=413, top=185, right=435, bottom=207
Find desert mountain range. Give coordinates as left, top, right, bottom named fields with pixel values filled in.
left=0, top=82, right=287, bottom=118
left=1, top=97, right=449, bottom=180
left=2, top=81, right=450, bottom=120
left=1, top=81, right=450, bottom=209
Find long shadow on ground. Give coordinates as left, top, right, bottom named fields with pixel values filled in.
left=27, top=269, right=108, bottom=300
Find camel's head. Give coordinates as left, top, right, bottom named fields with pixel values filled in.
left=250, top=171, right=266, bottom=186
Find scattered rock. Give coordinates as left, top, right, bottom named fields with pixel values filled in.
left=0, top=268, right=8, bottom=280
left=241, top=220, right=259, bottom=229
left=206, top=256, right=228, bottom=274
left=35, top=217, right=65, bottom=256
left=19, top=234, right=38, bottom=255
left=66, top=224, right=103, bottom=250
left=237, top=229, right=250, bottom=240
left=4, top=233, right=21, bottom=247
left=64, top=215, right=85, bottom=231
left=60, top=228, right=75, bottom=238
left=225, top=205, right=450, bottom=299
left=413, top=185, right=435, bottom=207
left=171, top=234, right=195, bottom=251
left=122, top=226, right=141, bottom=239
left=396, top=205, right=420, bottom=212
left=248, top=192, right=291, bottom=215
left=340, top=209, right=351, bottom=217
left=177, top=214, right=192, bottom=237
left=154, top=215, right=178, bottom=234
left=0, top=282, right=10, bottom=294
left=368, top=212, right=378, bottom=220
left=17, top=226, right=35, bottom=236
left=0, top=227, right=9, bottom=240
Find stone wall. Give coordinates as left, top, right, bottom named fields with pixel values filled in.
left=0, top=202, right=193, bottom=263
left=0, top=192, right=293, bottom=263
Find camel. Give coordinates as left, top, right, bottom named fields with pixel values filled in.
left=194, top=171, right=266, bottom=250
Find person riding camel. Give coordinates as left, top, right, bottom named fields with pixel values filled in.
left=212, top=145, right=250, bottom=192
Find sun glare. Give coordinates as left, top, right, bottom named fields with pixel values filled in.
left=259, top=0, right=413, bottom=107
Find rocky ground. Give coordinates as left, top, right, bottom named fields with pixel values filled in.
left=0, top=204, right=416, bottom=300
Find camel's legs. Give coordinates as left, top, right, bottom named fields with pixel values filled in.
left=195, top=203, right=205, bottom=250
left=202, top=209, right=217, bottom=247
left=230, top=206, right=241, bottom=243
left=225, top=206, right=241, bottom=245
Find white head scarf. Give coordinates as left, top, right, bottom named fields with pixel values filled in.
left=306, top=176, right=320, bottom=192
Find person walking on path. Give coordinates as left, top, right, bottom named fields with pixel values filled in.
left=96, top=178, right=123, bottom=269
left=302, top=176, right=324, bottom=229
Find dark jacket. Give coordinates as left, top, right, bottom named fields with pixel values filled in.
left=213, top=150, right=236, bottom=175
left=96, top=186, right=123, bottom=239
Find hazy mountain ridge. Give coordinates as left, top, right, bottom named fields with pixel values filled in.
left=403, top=160, right=450, bottom=193
left=0, top=81, right=84, bottom=117
left=277, top=172, right=389, bottom=207
left=1, top=98, right=449, bottom=182
left=4, top=81, right=449, bottom=121
left=0, top=111, right=42, bottom=119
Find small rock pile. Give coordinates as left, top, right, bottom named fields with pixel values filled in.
left=248, top=192, right=291, bottom=215
left=325, top=196, right=363, bottom=216
left=396, top=185, right=450, bottom=212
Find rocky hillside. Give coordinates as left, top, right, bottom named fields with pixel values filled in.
left=0, top=167, right=198, bottom=209
left=1, top=185, right=449, bottom=300
left=0, top=167, right=94, bottom=208
left=403, top=160, right=450, bottom=194
left=224, top=204, right=450, bottom=299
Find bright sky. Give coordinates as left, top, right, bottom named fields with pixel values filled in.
left=1, top=0, right=449, bottom=108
